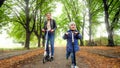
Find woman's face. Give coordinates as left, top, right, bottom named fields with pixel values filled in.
left=46, top=13, right=51, bottom=20
left=70, top=24, right=76, bottom=30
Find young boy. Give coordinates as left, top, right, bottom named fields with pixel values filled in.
left=63, top=22, right=82, bottom=68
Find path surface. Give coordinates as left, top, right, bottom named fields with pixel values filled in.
left=21, top=47, right=89, bottom=68
left=0, top=48, right=40, bottom=60
left=0, top=46, right=120, bottom=68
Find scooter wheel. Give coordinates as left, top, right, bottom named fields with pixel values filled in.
left=43, top=58, right=46, bottom=64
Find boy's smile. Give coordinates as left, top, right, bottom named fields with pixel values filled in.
left=70, top=24, right=76, bottom=30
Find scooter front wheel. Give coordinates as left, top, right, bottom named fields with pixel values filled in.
left=43, top=57, right=46, bottom=64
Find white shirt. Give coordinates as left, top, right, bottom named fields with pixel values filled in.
left=47, top=20, right=51, bottom=31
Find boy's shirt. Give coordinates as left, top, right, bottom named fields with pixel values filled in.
left=63, top=30, right=82, bottom=52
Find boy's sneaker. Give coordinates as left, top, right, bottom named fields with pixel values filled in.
left=71, top=64, right=74, bottom=68
left=75, top=66, right=79, bottom=68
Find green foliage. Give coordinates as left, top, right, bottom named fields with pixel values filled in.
left=114, top=35, right=120, bottom=46
left=94, top=37, right=108, bottom=46
left=55, top=13, right=69, bottom=33
left=94, top=35, right=120, bottom=46
left=9, top=22, right=25, bottom=42
left=0, top=3, right=11, bottom=33
left=0, top=0, right=120, bottom=47
left=59, top=0, right=83, bottom=32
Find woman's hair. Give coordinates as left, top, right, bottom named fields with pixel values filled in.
left=69, top=21, right=76, bottom=27
left=45, top=12, right=51, bottom=16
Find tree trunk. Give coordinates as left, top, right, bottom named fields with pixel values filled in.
left=25, top=31, right=31, bottom=49
left=0, top=0, right=5, bottom=7
left=63, top=3, right=72, bottom=22
left=24, top=0, right=31, bottom=49
left=108, top=30, right=114, bottom=46
left=39, top=11, right=42, bottom=47
left=39, top=33, right=42, bottom=47
left=42, top=34, right=45, bottom=47
left=81, top=13, right=86, bottom=46
left=88, top=9, right=92, bottom=46
left=102, top=0, right=114, bottom=46
left=38, top=37, right=40, bottom=47
left=80, top=40, right=83, bottom=46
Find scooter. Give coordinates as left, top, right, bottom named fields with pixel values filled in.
left=71, top=32, right=77, bottom=68
left=43, top=30, right=52, bottom=64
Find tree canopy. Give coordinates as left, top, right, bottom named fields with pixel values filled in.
left=0, top=0, right=120, bottom=49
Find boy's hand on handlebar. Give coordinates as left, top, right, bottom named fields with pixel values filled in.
left=74, top=32, right=79, bottom=34
left=65, top=32, right=69, bottom=35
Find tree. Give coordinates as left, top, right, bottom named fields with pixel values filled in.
left=7, top=0, right=36, bottom=49
left=83, top=0, right=102, bottom=46
left=60, top=0, right=83, bottom=45
left=9, top=22, right=26, bottom=44
left=102, top=0, right=120, bottom=46
left=4, top=0, right=56, bottom=49
left=0, top=1, right=11, bottom=33
left=81, top=2, right=87, bottom=46
left=33, top=0, right=56, bottom=47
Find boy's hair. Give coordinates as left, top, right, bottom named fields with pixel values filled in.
left=69, top=21, right=76, bottom=27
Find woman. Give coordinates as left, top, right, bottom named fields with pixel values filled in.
left=42, top=13, right=57, bottom=61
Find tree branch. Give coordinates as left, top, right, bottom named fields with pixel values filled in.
left=111, top=5, right=120, bottom=30
left=0, top=0, right=5, bottom=7
left=5, top=4, right=26, bottom=29
left=108, top=0, right=113, bottom=9
left=109, top=0, right=119, bottom=15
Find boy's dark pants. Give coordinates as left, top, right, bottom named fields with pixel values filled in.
left=66, top=51, right=76, bottom=65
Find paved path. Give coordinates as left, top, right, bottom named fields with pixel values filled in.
left=21, top=47, right=89, bottom=68
left=0, top=48, right=40, bottom=60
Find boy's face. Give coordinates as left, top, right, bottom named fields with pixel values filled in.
left=70, top=24, right=76, bottom=30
